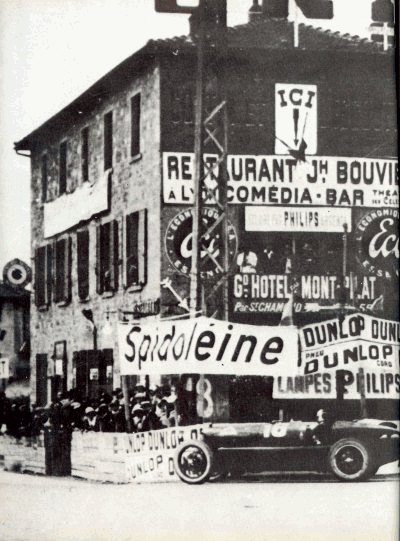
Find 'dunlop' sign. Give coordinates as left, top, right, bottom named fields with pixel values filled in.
left=118, top=316, right=298, bottom=376
left=277, top=314, right=400, bottom=400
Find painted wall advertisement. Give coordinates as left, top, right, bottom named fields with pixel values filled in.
left=162, top=153, right=398, bottom=208
left=275, top=314, right=399, bottom=400
left=232, top=273, right=379, bottom=315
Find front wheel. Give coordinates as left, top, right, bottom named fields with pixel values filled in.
left=174, top=440, right=214, bottom=484
left=328, top=438, right=376, bottom=481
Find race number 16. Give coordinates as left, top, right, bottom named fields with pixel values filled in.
left=263, top=423, right=287, bottom=438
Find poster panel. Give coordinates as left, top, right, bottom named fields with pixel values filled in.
left=274, top=314, right=399, bottom=399
left=118, top=316, right=298, bottom=377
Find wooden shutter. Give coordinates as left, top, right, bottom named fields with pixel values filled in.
left=104, top=112, right=113, bottom=171
left=131, top=93, right=141, bottom=157
left=35, top=246, right=46, bottom=307
left=77, top=229, right=90, bottom=300
left=107, top=220, right=118, bottom=293
left=96, top=224, right=102, bottom=294
left=96, top=221, right=118, bottom=294
left=54, top=237, right=71, bottom=304
left=45, top=244, right=53, bottom=306
left=138, top=209, right=147, bottom=286
left=126, top=211, right=139, bottom=287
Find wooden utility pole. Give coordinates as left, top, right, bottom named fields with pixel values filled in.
left=190, top=0, right=229, bottom=320
left=189, top=4, right=206, bottom=314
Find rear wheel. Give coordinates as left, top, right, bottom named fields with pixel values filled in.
left=174, top=440, right=214, bottom=484
left=328, top=438, right=376, bottom=481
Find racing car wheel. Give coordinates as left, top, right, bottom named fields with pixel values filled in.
left=174, top=440, right=214, bottom=484
left=328, top=438, right=376, bottom=481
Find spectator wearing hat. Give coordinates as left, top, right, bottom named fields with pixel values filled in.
left=131, top=403, right=148, bottom=432
left=156, top=399, right=175, bottom=428
left=109, top=398, right=126, bottom=432
left=171, top=383, right=190, bottom=427
left=70, top=401, right=83, bottom=430
left=97, top=403, right=112, bottom=432
left=83, top=407, right=99, bottom=432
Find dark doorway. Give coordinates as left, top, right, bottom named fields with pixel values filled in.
left=36, top=354, right=48, bottom=406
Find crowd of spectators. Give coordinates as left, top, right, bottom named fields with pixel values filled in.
left=0, top=384, right=192, bottom=439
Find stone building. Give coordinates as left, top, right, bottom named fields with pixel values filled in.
left=15, top=0, right=397, bottom=418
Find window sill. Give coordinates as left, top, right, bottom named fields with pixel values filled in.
left=56, top=300, right=70, bottom=308
left=101, top=291, right=115, bottom=299
left=37, top=304, right=49, bottom=312
left=78, top=296, right=91, bottom=304
left=126, top=283, right=144, bottom=293
left=130, top=153, right=142, bottom=164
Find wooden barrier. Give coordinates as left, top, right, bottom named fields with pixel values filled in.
left=0, top=435, right=46, bottom=475
left=71, top=425, right=204, bottom=484
left=71, top=431, right=127, bottom=483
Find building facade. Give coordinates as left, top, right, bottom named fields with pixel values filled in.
left=15, top=1, right=398, bottom=418
left=0, top=260, right=31, bottom=395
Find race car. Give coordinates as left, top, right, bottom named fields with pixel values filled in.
left=173, top=418, right=399, bottom=484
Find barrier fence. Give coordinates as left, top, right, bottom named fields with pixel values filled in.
left=1, top=425, right=204, bottom=484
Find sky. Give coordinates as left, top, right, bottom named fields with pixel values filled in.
left=0, top=0, right=376, bottom=273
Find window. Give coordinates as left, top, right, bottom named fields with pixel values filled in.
left=131, top=93, right=141, bottom=157
left=126, top=209, right=147, bottom=289
left=41, top=154, right=48, bottom=203
left=96, top=220, right=118, bottom=294
left=104, top=111, right=113, bottom=170
left=73, top=349, right=114, bottom=399
left=77, top=229, right=90, bottom=301
left=34, top=244, right=53, bottom=308
left=54, top=237, right=71, bottom=304
left=59, top=141, right=67, bottom=195
left=81, top=127, right=89, bottom=182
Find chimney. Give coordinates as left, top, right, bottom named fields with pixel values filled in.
left=249, top=0, right=263, bottom=22
left=189, top=0, right=227, bottom=37
left=262, top=0, right=289, bottom=19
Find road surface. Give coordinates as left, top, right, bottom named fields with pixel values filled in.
left=0, top=470, right=398, bottom=541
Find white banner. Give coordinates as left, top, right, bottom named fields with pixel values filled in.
left=245, top=206, right=352, bottom=233
left=118, top=316, right=298, bottom=377
left=44, top=169, right=110, bottom=238
left=163, top=153, right=398, bottom=208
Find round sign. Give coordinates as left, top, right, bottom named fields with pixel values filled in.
left=165, top=208, right=238, bottom=279
left=3, top=259, right=32, bottom=287
left=355, top=209, right=399, bottom=278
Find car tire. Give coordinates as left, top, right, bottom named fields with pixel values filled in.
left=328, top=438, right=376, bottom=481
left=174, top=440, right=214, bottom=485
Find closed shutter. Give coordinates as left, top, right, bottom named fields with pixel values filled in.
left=77, top=229, right=90, bottom=300
left=125, top=209, right=147, bottom=289
left=138, top=209, right=147, bottom=286
left=35, top=246, right=46, bottom=306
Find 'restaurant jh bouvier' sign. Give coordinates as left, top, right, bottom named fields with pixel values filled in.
left=163, top=153, right=398, bottom=208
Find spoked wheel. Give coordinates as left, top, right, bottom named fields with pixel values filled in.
left=328, top=438, right=376, bottom=481
left=174, top=440, right=214, bottom=484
